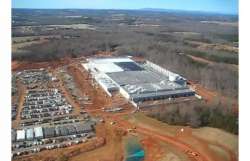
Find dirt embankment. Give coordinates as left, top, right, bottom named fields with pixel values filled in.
left=12, top=58, right=73, bottom=71
left=128, top=113, right=238, bottom=161
left=141, top=137, right=166, bottom=161
left=69, top=123, right=125, bottom=161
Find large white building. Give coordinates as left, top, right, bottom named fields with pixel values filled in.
left=83, top=57, right=195, bottom=107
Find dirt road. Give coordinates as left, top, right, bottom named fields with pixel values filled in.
left=108, top=114, right=209, bottom=161
left=12, top=82, right=26, bottom=128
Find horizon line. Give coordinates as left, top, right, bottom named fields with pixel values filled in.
left=12, top=7, right=238, bottom=16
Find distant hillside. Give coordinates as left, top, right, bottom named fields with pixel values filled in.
left=140, top=8, right=238, bottom=17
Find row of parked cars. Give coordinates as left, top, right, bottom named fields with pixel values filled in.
left=12, top=121, right=96, bottom=157
left=21, top=89, right=73, bottom=120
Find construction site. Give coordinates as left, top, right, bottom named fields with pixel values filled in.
left=11, top=56, right=238, bottom=161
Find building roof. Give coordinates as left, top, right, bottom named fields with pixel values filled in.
left=107, top=70, right=167, bottom=86
left=88, top=57, right=134, bottom=64
left=86, top=57, right=137, bottom=73
left=16, top=130, right=25, bottom=140
left=59, top=126, right=69, bottom=136
left=93, top=63, right=124, bottom=73
left=123, top=81, right=185, bottom=94
left=44, top=127, right=55, bottom=138
left=95, top=74, right=119, bottom=90
left=34, top=127, right=43, bottom=138
left=26, top=128, right=34, bottom=139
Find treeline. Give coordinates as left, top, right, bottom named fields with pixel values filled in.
left=148, top=101, right=238, bottom=134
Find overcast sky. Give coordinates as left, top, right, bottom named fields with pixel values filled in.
left=12, top=0, right=238, bottom=15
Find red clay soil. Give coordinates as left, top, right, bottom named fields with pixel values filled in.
left=57, top=75, right=82, bottom=115
left=68, top=122, right=125, bottom=161
left=12, top=81, right=26, bottom=128
left=141, top=137, right=166, bottom=161
left=67, top=64, right=113, bottom=110
left=192, top=135, right=237, bottom=161
left=176, top=127, right=237, bottom=161
left=12, top=57, right=73, bottom=71
left=109, top=110, right=238, bottom=161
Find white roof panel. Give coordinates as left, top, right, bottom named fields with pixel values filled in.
left=94, top=63, right=124, bottom=73
left=34, top=127, right=43, bottom=138
left=26, top=128, right=34, bottom=139
left=90, top=57, right=134, bottom=64
left=16, top=130, right=25, bottom=140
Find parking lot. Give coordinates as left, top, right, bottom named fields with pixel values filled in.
left=21, top=89, right=73, bottom=120
left=12, top=68, right=97, bottom=158
left=12, top=120, right=96, bottom=156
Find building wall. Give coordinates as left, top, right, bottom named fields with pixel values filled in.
left=119, top=87, right=130, bottom=100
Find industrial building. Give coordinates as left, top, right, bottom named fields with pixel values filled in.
left=83, top=57, right=195, bottom=107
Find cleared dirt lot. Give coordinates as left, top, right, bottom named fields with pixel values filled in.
left=126, top=113, right=238, bottom=161
left=68, top=123, right=125, bottom=161
left=193, top=127, right=238, bottom=156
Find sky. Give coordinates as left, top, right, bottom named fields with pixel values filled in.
left=12, top=0, right=238, bottom=15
